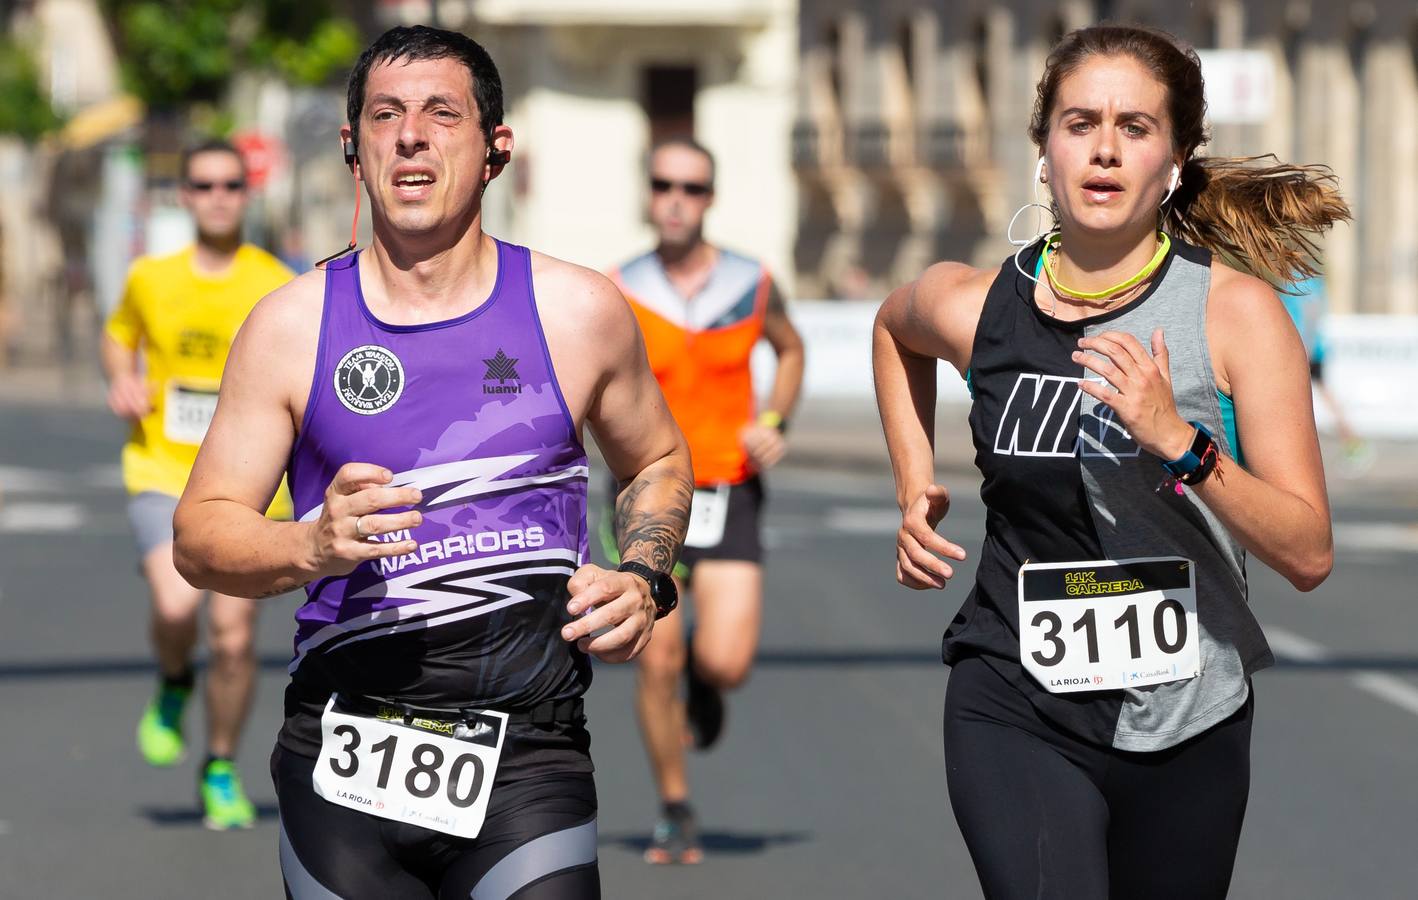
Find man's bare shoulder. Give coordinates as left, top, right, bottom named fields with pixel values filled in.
left=528, top=250, right=637, bottom=339
left=240, top=267, right=326, bottom=343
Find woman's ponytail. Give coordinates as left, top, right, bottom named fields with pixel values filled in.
left=1168, top=155, right=1351, bottom=288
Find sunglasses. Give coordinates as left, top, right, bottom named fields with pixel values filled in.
left=650, top=178, right=712, bottom=197
left=187, top=180, right=247, bottom=193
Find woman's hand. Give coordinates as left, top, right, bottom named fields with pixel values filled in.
left=1073, top=328, right=1195, bottom=461
left=896, top=484, right=968, bottom=590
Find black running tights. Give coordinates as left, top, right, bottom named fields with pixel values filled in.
left=943, top=656, right=1253, bottom=900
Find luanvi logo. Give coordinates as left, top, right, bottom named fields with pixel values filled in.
left=992, top=373, right=1140, bottom=459
left=483, top=349, right=523, bottom=395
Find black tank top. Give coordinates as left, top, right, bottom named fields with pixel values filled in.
left=946, top=238, right=1271, bottom=751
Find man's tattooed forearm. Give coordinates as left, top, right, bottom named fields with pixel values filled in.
left=614, top=475, right=692, bottom=573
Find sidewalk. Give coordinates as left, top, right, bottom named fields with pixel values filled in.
left=0, top=361, right=1411, bottom=501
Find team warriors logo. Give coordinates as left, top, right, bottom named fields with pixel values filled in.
left=335, top=345, right=406, bottom=415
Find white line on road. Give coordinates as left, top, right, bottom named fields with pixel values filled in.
left=1266, top=624, right=1418, bottom=721
left=0, top=503, right=85, bottom=532
left=0, top=465, right=68, bottom=495
left=1351, top=673, right=1418, bottom=719
left=1333, top=523, right=1418, bottom=554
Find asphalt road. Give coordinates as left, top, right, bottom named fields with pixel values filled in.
left=1, top=402, right=1416, bottom=899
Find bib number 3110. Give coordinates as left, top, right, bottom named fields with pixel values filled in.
left=1018, top=557, right=1200, bottom=693
left=312, top=696, right=507, bottom=839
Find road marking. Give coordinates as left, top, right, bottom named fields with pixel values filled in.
left=0, top=464, right=122, bottom=495
left=1333, top=523, right=1418, bottom=554
left=1263, top=626, right=1328, bottom=662
left=0, top=503, right=86, bottom=532
left=1351, top=673, right=1418, bottom=719
left=0, top=465, right=68, bottom=495
left=825, top=507, right=906, bottom=534
left=1266, top=624, right=1418, bottom=721
left=83, top=464, right=124, bottom=489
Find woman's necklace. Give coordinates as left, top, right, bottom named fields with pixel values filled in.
left=1041, top=231, right=1170, bottom=316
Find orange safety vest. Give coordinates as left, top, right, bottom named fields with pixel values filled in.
left=611, top=248, right=770, bottom=486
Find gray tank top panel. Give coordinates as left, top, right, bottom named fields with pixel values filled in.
left=1079, top=240, right=1274, bottom=751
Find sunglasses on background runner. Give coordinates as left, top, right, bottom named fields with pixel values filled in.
left=650, top=178, right=712, bottom=197
left=186, top=180, right=247, bottom=193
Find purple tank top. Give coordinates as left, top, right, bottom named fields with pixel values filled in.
left=281, top=241, right=590, bottom=736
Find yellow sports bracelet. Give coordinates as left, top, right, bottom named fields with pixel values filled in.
left=1042, top=231, right=1171, bottom=302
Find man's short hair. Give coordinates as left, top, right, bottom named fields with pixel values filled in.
left=346, top=25, right=504, bottom=152
left=180, top=139, right=246, bottom=184
left=650, top=136, right=716, bottom=187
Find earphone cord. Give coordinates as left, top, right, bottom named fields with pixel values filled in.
left=315, top=169, right=362, bottom=269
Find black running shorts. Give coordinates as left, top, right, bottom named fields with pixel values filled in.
left=273, top=745, right=600, bottom=899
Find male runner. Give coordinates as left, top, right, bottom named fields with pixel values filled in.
left=102, top=139, right=293, bottom=830
left=608, top=137, right=804, bottom=864
left=172, top=26, right=692, bottom=897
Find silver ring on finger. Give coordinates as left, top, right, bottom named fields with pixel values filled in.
left=355, top=515, right=370, bottom=539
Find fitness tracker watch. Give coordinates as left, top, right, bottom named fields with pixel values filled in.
left=617, top=561, right=679, bottom=620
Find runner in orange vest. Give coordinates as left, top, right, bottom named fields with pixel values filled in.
left=607, top=137, right=804, bottom=864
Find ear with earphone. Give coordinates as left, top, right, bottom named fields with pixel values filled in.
left=1161, top=162, right=1181, bottom=207
left=487, top=148, right=511, bottom=166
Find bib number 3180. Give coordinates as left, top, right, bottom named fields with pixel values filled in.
left=312, top=696, right=507, bottom=839
left=1018, top=557, right=1200, bottom=693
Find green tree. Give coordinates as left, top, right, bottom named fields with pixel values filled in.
left=99, top=0, right=361, bottom=111
left=0, top=37, right=63, bottom=140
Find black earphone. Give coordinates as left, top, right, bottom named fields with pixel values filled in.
left=342, top=138, right=357, bottom=168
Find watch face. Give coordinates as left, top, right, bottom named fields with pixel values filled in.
left=652, top=571, right=678, bottom=611
left=1190, top=428, right=1212, bottom=458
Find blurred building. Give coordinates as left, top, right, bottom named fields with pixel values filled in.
left=0, top=0, right=128, bottom=364
left=383, top=0, right=799, bottom=286
left=794, top=0, right=1415, bottom=314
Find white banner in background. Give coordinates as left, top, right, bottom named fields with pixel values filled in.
left=754, top=306, right=1418, bottom=439
left=752, top=300, right=971, bottom=403
left=1318, top=316, right=1418, bottom=439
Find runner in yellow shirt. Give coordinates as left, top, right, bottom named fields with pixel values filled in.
left=101, top=139, right=293, bottom=830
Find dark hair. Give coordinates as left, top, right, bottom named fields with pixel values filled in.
left=346, top=25, right=504, bottom=152
left=1029, top=24, right=1349, bottom=286
left=650, top=136, right=716, bottom=186
left=180, top=138, right=245, bottom=184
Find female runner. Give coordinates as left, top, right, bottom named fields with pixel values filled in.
left=873, top=24, right=1348, bottom=899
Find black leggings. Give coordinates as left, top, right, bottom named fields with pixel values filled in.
left=943, top=656, right=1253, bottom=900
left=273, top=746, right=600, bottom=899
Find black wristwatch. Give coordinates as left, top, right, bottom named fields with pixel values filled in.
left=1162, top=421, right=1219, bottom=486
left=617, top=561, right=679, bottom=620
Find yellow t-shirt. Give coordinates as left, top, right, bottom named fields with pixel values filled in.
left=105, top=244, right=294, bottom=516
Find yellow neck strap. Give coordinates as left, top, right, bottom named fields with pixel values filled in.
left=1042, top=232, right=1171, bottom=302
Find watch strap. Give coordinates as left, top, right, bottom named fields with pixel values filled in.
left=1162, top=421, right=1215, bottom=477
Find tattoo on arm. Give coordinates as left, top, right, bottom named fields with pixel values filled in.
left=614, top=475, right=692, bottom=573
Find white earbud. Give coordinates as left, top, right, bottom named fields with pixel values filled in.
left=1168, top=164, right=1181, bottom=193
left=1009, top=157, right=1058, bottom=283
